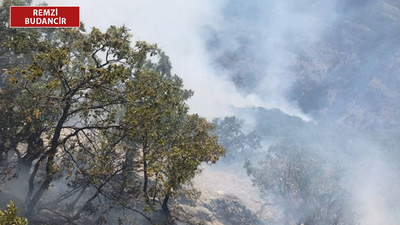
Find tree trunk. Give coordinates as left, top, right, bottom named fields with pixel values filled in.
left=162, top=189, right=171, bottom=213
left=0, top=143, right=7, bottom=167
left=20, top=131, right=43, bottom=174
left=122, top=147, right=135, bottom=189
left=67, top=184, right=88, bottom=212
left=25, top=154, right=46, bottom=206
left=26, top=100, right=71, bottom=215
left=142, top=145, right=149, bottom=202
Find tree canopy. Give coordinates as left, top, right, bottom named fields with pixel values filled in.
left=0, top=0, right=225, bottom=224
left=213, top=116, right=261, bottom=162
left=0, top=201, right=28, bottom=225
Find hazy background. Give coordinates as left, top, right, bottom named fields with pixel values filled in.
left=31, top=0, right=400, bottom=127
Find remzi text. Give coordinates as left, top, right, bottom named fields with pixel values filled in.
left=33, top=9, right=58, bottom=16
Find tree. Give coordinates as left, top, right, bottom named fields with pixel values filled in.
left=11, top=25, right=140, bottom=217
left=0, top=201, right=28, bottom=225
left=0, top=7, right=225, bottom=223
left=0, top=0, right=52, bottom=170
left=245, top=143, right=358, bottom=225
left=158, top=114, right=224, bottom=212
left=213, top=116, right=261, bottom=162
left=122, top=53, right=224, bottom=214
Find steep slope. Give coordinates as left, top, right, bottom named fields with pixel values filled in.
left=291, top=0, right=400, bottom=128
left=207, top=0, right=400, bottom=129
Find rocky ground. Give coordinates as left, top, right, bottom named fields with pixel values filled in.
left=175, top=163, right=268, bottom=225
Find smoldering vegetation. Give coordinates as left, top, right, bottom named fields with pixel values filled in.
left=202, top=0, right=400, bottom=224
left=212, top=107, right=400, bottom=224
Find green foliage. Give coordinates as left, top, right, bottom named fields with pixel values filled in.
left=213, top=116, right=261, bottom=162
left=160, top=114, right=225, bottom=195
left=0, top=0, right=55, bottom=172
left=0, top=2, right=225, bottom=223
left=0, top=201, right=28, bottom=225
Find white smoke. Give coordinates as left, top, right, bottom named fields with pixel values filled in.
left=33, top=0, right=335, bottom=120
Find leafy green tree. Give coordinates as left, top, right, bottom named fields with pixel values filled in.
left=124, top=60, right=192, bottom=202
left=0, top=0, right=52, bottom=169
left=11, top=25, right=140, bottom=217
left=122, top=52, right=224, bottom=214
left=0, top=201, right=28, bottom=225
left=213, top=116, right=261, bottom=162
left=0, top=7, right=225, bottom=223
left=158, top=114, right=224, bottom=212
